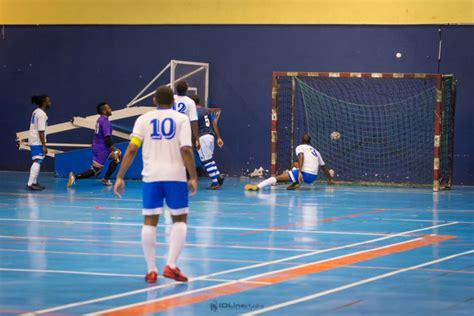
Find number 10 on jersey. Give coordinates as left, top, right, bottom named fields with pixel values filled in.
left=150, top=118, right=176, bottom=140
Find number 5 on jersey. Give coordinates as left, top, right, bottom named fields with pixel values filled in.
left=150, top=118, right=176, bottom=140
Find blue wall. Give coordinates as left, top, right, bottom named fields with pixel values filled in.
left=1, top=25, right=472, bottom=184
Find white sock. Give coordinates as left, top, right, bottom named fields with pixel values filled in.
left=167, top=222, right=187, bottom=269
left=27, top=162, right=41, bottom=186
left=257, top=176, right=277, bottom=189
left=141, top=225, right=157, bottom=273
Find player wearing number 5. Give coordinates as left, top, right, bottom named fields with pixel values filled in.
left=191, top=95, right=225, bottom=190
left=244, top=134, right=334, bottom=191
left=114, top=86, right=197, bottom=283
left=173, top=81, right=200, bottom=149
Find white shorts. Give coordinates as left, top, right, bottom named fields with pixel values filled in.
left=198, top=134, right=215, bottom=161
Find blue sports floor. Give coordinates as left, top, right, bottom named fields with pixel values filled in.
left=0, top=171, right=473, bottom=315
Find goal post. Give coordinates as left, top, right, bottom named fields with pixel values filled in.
left=271, top=72, right=456, bottom=191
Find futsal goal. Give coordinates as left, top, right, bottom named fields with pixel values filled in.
left=271, top=72, right=456, bottom=191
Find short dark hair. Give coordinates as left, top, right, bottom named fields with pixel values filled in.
left=301, top=134, right=311, bottom=144
left=155, top=86, right=174, bottom=106
left=190, top=95, right=200, bottom=105
left=31, top=95, right=49, bottom=106
left=96, top=102, right=108, bottom=114
left=175, top=81, right=188, bottom=96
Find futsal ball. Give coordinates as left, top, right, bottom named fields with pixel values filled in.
left=329, top=169, right=335, bottom=177
left=330, top=131, right=341, bottom=141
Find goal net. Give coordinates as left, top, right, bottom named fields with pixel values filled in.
left=271, top=72, right=456, bottom=191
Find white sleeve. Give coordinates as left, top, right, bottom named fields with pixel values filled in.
left=295, top=145, right=304, bottom=156
left=131, top=116, right=146, bottom=141
left=188, top=100, right=198, bottom=122
left=318, top=151, right=326, bottom=166
left=179, top=117, right=193, bottom=148
left=37, top=112, right=47, bottom=132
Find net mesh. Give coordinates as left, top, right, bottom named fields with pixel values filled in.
left=174, top=63, right=208, bottom=106
left=275, top=75, right=455, bottom=186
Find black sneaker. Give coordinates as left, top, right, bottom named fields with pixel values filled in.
left=34, top=183, right=45, bottom=190
left=26, top=184, right=44, bottom=191
left=286, top=182, right=300, bottom=190
left=207, top=184, right=221, bottom=190
left=217, top=175, right=225, bottom=186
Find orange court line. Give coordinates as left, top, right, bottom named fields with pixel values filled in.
left=102, top=234, right=453, bottom=315
left=240, top=209, right=387, bottom=235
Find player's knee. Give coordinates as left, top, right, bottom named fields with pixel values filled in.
left=92, top=166, right=103, bottom=176
left=171, top=214, right=187, bottom=224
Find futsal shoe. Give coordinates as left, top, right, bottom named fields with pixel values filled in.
left=217, top=174, right=225, bottom=186
left=244, top=184, right=259, bottom=191
left=207, top=184, right=221, bottom=190
left=26, top=184, right=43, bottom=191
left=34, top=183, right=46, bottom=189
left=286, top=182, right=300, bottom=190
left=101, top=179, right=113, bottom=186
left=163, top=265, right=188, bottom=282
left=145, top=271, right=158, bottom=283
left=66, top=172, right=75, bottom=188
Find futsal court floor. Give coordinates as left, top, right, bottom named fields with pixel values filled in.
left=0, top=171, right=473, bottom=315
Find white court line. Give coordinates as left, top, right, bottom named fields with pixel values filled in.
left=243, top=249, right=474, bottom=315
left=90, top=237, right=429, bottom=315
left=0, top=235, right=317, bottom=252
left=377, top=218, right=474, bottom=224
left=0, top=268, right=142, bottom=278
left=25, top=222, right=458, bottom=315
left=0, top=217, right=390, bottom=237
left=204, top=278, right=272, bottom=285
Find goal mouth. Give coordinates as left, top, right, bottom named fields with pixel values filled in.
left=271, top=72, right=456, bottom=191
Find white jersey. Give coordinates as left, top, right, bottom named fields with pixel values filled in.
left=295, top=144, right=325, bottom=175
left=28, top=108, right=48, bottom=146
left=173, top=95, right=198, bottom=121
left=131, top=109, right=192, bottom=182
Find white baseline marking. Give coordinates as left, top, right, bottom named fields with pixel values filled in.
left=243, top=249, right=474, bottom=315
left=0, top=268, right=142, bottom=278
left=0, top=217, right=390, bottom=237
left=25, top=222, right=458, bottom=315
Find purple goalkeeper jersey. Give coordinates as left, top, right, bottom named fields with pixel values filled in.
left=93, top=115, right=112, bottom=152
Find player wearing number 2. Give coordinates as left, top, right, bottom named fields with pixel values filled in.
left=191, top=95, right=225, bottom=190
left=114, top=86, right=197, bottom=283
left=244, top=134, right=334, bottom=191
left=173, top=81, right=200, bottom=149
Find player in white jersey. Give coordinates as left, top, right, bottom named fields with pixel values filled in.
left=26, top=95, right=52, bottom=191
left=173, top=81, right=200, bottom=149
left=114, top=86, right=197, bottom=284
left=245, top=134, right=334, bottom=191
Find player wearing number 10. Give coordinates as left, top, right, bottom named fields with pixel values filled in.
left=244, top=134, right=334, bottom=191
left=114, top=86, right=197, bottom=283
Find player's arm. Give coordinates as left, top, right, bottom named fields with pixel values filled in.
left=321, top=166, right=335, bottom=185
left=113, top=138, right=139, bottom=198
left=179, top=119, right=197, bottom=196
left=189, top=101, right=200, bottom=149
left=37, top=114, right=47, bottom=154
left=297, top=153, right=304, bottom=182
left=211, top=115, right=224, bottom=148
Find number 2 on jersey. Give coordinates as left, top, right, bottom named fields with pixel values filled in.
left=150, top=118, right=176, bottom=140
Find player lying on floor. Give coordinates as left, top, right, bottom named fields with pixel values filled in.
left=67, top=102, right=121, bottom=187
left=244, top=134, right=334, bottom=191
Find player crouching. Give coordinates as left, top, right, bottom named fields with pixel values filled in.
left=245, top=134, right=334, bottom=191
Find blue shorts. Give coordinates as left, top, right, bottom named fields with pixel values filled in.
left=288, top=168, right=318, bottom=184
left=30, top=145, right=44, bottom=160
left=92, top=148, right=112, bottom=167
left=142, top=181, right=189, bottom=216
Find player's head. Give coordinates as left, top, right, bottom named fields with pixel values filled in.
left=97, top=102, right=112, bottom=116
left=190, top=95, right=200, bottom=106
left=301, top=134, right=311, bottom=144
left=31, top=95, right=51, bottom=110
left=175, top=81, right=188, bottom=96
left=154, top=85, right=174, bottom=108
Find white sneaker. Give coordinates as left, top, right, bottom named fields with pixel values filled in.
left=67, top=172, right=75, bottom=188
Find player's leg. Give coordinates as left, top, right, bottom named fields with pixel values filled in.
left=244, top=170, right=293, bottom=191
left=102, top=150, right=121, bottom=186
left=286, top=167, right=301, bottom=190
left=163, top=181, right=189, bottom=282
left=26, top=145, right=44, bottom=190
left=142, top=182, right=165, bottom=283
left=199, top=135, right=222, bottom=189
left=67, top=163, right=102, bottom=188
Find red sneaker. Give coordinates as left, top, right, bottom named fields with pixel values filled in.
left=163, top=265, right=188, bottom=282
left=145, top=271, right=158, bottom=283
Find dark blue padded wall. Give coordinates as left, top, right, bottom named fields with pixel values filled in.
left=0, top=25, right=472, bottom=184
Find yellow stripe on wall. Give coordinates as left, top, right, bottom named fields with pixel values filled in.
left=0, top=0, right=473, bottom=25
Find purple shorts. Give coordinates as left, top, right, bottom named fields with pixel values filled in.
left=92, top=147, right=111, bottom=167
